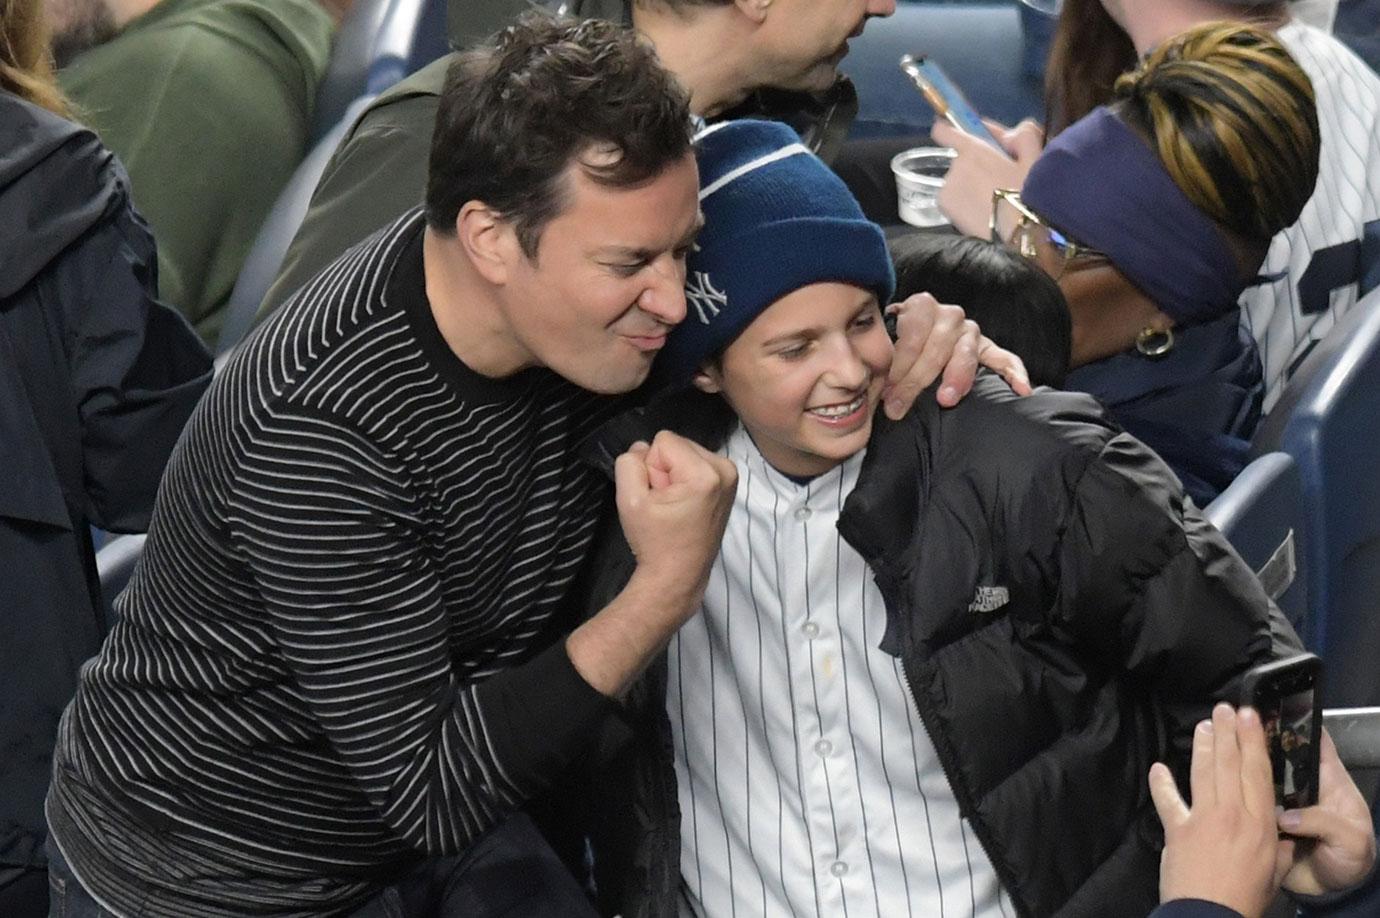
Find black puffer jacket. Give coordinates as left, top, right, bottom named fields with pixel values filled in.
left=572, top=376, right=1299, bottom=918
left=0, top=91, right=211, bottom=869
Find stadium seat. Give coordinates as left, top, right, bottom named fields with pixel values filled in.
left=1204, top=451, right=1308, bottom=632
left=215, top=95, right=378, bottom=355
left=310, top=0, right=448, bottom=145
left=95, top=533, right=147, bottom=628
left=1253, top=286, right=1380, bottom=708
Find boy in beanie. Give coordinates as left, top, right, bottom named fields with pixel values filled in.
left=576, top=120, right=1372, bottom=918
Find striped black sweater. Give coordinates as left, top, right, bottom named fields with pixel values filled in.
left=49, top=212, right=624, bottom=916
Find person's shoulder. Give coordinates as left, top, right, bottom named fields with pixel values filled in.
left=353, top=55, right=457, bottom=132
left=1276, top=19, right=1380, bottom=94
left=0, top=95, right=132, bottom=297
left=119, top=0, right=333, bottom=82
left=937, top=373, right=1121, bottom=459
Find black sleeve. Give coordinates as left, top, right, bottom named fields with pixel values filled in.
left=1053, top=432, right=1303, bottom=767
left=1149, top=900, right=1244, bottom=918
left=68, top=200, right=212, bottom=532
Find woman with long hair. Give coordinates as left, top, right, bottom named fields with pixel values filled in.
left=0, top=3, right=211, bottom=913
left=0, top=0, right=68, bottom=113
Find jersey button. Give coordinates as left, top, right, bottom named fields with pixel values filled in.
left=801, top=622, right=820, bottom=639
left=814, top=739, right=832, bottom=757
left=830, top=860, right=849, bottom=877
left=794, top=506, right=811, bottom=520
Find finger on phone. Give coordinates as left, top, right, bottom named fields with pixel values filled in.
left=1236, top=706, right=1274, bottom=816
left=1213, top=703, right=1243, bottom=807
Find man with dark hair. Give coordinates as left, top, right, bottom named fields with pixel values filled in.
left=44, top=16, right=735, bottom=917
left=257, top=0, right=898, bottom=324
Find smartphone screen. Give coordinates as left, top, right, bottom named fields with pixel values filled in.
left=899, top=55, right=1008, bottom=153
left=1242, top=654, right=1322, bottom=810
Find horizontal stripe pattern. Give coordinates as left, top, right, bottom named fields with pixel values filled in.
left=50, top=211, right=620, bottom=916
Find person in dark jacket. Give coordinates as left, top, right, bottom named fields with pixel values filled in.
left=570, top=119, right=1374, bottom=918
left=0, top=6, right=212, bottom=911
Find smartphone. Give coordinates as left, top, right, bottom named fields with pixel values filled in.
left=1239, top=653, right=1323, bottom=810
left=898, top=54, right=1008, bottom=153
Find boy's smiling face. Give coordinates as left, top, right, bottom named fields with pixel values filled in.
left=694, top=281, right=893, bottom=478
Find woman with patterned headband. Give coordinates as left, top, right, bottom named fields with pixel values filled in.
left=999, top=21, right=1320, bottom=504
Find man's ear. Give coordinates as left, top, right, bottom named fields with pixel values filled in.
left=733, top=0, right=772, bottom=25
left=456, top=201, right=521, bottom=285
left=692, top=365, right=723, bottom=394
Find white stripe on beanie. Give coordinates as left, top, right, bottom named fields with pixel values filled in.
left=699, top=143, right=812, bottom=201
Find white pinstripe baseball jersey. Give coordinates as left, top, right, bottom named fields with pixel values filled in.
left=1244, top=20, right=1380, bottom=410
left=667, top=426, right=1012, bottom=918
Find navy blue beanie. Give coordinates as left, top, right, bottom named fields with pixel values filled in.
left=652, top=120, right=896, bottom=388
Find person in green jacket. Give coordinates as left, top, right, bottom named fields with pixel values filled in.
left=50, top=0, right=333, bottom=344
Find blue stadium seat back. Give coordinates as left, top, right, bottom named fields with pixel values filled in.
left=1253, top=286, right=1380, bottom=708
left=1204, top=451, right=1309, bottom=633
left=840, top=1, right=1044, bottom=139
left=311, top=0, right=439, bottom=145
left=96, top=533, right=147, bottom=629
left=216, top=95, right=379, bottom=356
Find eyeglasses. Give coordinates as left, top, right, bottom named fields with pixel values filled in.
left=990, top=188, right=1106, bottom=279
left=1016, top=0, right=1062, bottom=16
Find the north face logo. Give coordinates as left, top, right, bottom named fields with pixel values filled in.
left=686, top=271, right=728, bottom=325
left=968, top=585, right=1010, bottom=614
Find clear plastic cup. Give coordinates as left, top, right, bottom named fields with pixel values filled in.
left=890, top=147, right=956, bottom=228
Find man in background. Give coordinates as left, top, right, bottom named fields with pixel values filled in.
left=47, top=0, right=334, bottom=344
left=258, top=0, right=898, bottom=321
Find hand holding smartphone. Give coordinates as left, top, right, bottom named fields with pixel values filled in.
left=1240, top=652, right=1323, bottom=810
left=899, top=54, right=1009, bottom=155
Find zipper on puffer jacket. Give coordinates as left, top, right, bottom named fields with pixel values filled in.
left=871, top=557, right=1031, bottom=918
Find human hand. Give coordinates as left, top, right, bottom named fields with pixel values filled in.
left=1150, top=704, right=1290, bottom=918
left=1278, top=729, right=1377, bottom=897
left=883, top=292, right=1031, bottom=417
left=614, top=431, right=738, bottom=606
left=932, top=117, right=1044, bottom=238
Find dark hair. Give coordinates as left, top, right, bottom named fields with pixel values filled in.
left=889, top=234, right=1072, bottom=387
left=426, top=12, right=693, bottom=257
left=1042, top=0, right=1289, bottom=139
left=1113, top=22, right=1319, bottom=243
left=1042, top=0, right=1136, bottom=138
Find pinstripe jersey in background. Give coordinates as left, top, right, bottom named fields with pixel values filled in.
left=1244, top=20, right=1380, bottom=411
left=668, top=426, right=1012, bottom=918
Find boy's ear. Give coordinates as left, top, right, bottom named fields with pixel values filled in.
left=691, top=366, right=723, bottom=394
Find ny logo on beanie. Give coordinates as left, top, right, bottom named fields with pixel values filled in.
left=687, top=271, right=728, bottom=325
